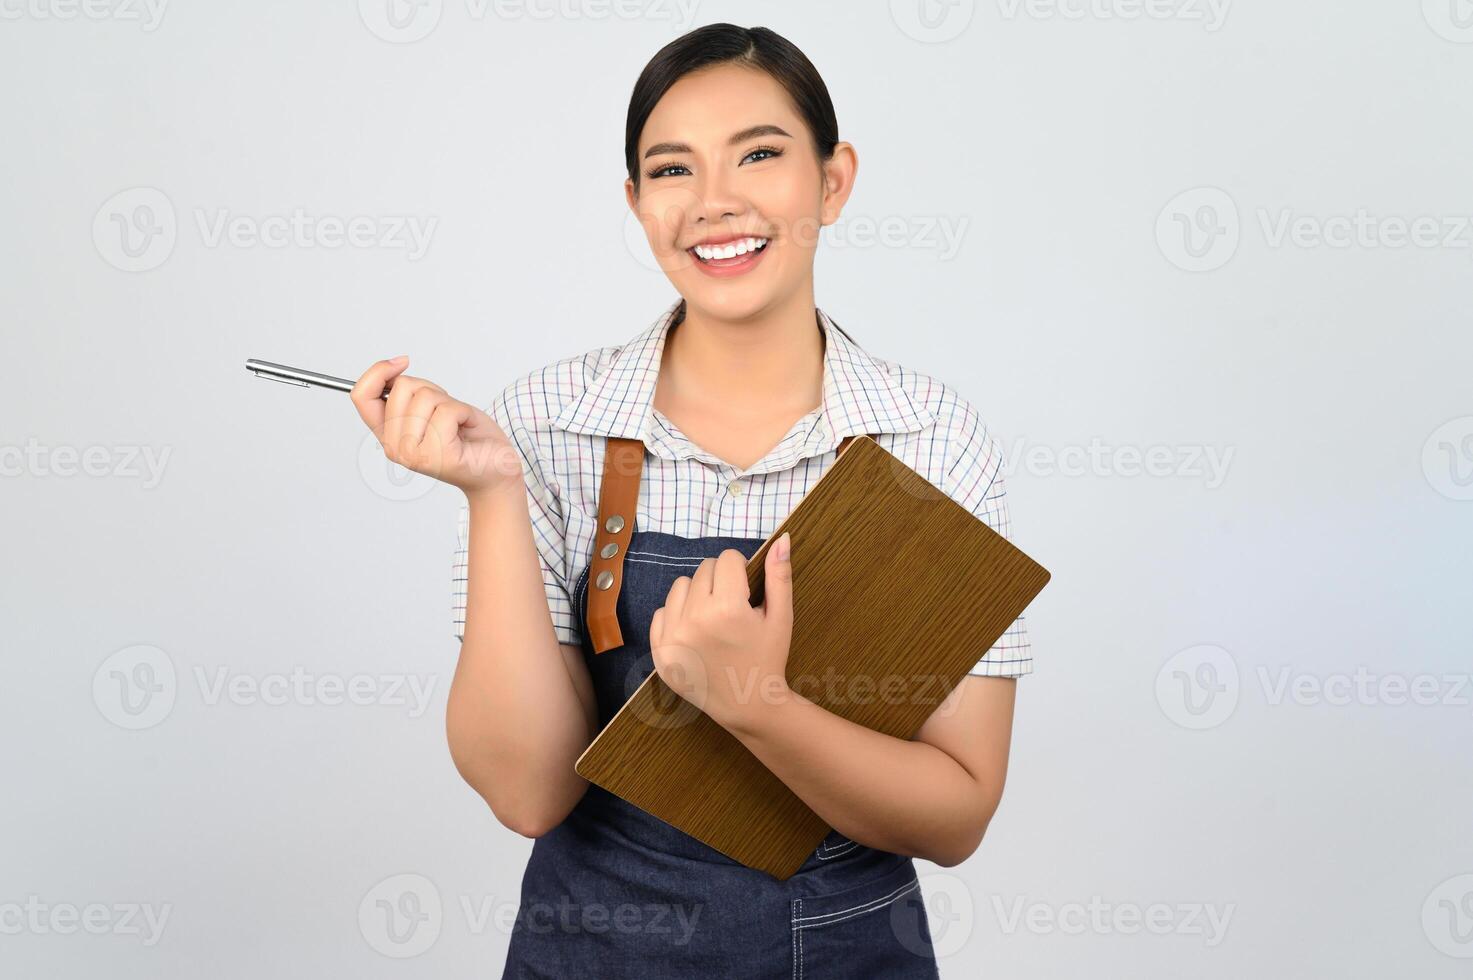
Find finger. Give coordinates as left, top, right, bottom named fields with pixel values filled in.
left=690, top=556, right=716, bottom=595
left=664, top=575, right=690, bottom=621
left=349, top=356, right=410, bottom=437
left=763, top=532, right=793, bottom=637
left=649, top=607, right=664, bottom=647
left=713, top=549, right=750, bottom=604
left=401, top=384, right=447, bottom=453
left=425, top=398, right=472, bottom=463
left=382, top=375, right=433, bottom=458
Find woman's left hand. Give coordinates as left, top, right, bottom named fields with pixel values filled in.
left=649, top=532, right=794, bottom=731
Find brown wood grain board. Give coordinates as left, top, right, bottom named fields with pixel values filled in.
left=573, top=436, right=1051, bottom=880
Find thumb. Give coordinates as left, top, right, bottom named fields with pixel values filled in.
left=763, top=532, right=793, bottom=634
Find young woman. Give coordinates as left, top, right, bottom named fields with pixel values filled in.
left=352, top=23, right=1031, bottom=979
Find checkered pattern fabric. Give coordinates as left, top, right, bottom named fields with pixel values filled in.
left=453, top=298, right=1032, bottom=677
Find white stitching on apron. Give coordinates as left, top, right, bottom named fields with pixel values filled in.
left=792, top=879, right=921, bottom=928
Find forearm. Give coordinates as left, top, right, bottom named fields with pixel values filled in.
left=718, top=686, right=992, bottom=867
left=447, top=483, right=592, bottom=836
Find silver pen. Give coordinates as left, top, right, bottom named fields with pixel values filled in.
left=245, top=358, right=394, bottom=400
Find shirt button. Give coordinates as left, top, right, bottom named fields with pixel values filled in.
left=727, top=480, right=742, bottom=496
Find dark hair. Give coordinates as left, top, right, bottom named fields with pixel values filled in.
left=624, top=23, right=839, bottom=197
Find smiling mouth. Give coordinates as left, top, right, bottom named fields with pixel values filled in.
left=688, top=237, right=771, bottom=264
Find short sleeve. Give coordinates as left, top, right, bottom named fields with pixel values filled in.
left=452, top=381, right=581, bottom=648
left=945, top=404, right=1033, bottom=678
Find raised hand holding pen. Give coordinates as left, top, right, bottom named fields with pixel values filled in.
left=347, top=355, right=522, bottom=497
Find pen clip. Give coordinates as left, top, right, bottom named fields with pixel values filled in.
left=250, top=370, right=310, bottom=388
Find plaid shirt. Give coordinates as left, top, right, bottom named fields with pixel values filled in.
left=454, top=298, right=1032, bottom=677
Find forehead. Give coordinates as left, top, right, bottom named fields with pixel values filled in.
left=639, top=63, right=802, bottom=148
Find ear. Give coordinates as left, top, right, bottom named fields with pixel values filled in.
left=820, top=142, right=858, bottom=226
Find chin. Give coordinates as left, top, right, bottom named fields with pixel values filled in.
left=681, top=288, right=781, bottom=323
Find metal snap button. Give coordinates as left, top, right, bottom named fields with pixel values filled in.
left=595, top=570, right=614, bottom=590
left=604, top=514, right=625, bottom=533
left=599, top=541, right=619, bottom=559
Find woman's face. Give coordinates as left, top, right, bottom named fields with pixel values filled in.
left=626, top=62, right=855, bottom=321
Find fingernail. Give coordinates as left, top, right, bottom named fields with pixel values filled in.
left=776, top=532, right=790, bottom=562
left=389, top=354, right=408, bottom=363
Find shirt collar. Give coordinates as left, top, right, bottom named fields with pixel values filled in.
left=550, top=298, right=935, bottom=472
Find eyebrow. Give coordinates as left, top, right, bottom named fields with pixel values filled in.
left=643, top=124, right=793, bottom=159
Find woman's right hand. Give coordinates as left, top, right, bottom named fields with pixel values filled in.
left=350, top=355, right=521, bottom=497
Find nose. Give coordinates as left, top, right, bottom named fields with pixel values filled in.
left=694, top=166, right=746, bottom=228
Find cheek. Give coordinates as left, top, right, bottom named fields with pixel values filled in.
left=635, top=186, right=701, bottom=251
left=758, top=184, right=823, bottom=252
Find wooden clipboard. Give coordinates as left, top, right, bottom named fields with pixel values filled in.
left=572, top=435, right=1051, bottom=880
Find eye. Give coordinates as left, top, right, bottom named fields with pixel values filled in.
left=644, top=145, right=785, bottom=180
left=645, top=161, right=691, bottom=179
left=742, top=145, right=783, bottom=164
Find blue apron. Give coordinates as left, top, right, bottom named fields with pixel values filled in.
left=500, top=477, right=942, bottom=978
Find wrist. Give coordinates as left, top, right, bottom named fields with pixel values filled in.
left=716, top=670, right=796, bottom=739
left=465, top=479, right=524, bottom=511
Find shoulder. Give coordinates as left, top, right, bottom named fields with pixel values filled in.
left=867, top=354, right=1008, bottom=507
left=483, top=341, right=618, bottom=434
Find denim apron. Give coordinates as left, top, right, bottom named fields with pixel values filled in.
left=500, top=455, right=942, bottom=979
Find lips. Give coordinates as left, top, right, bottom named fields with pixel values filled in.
left=689, top=236, right=770, bottom=264
left=686, top=237, right=777, bottom=278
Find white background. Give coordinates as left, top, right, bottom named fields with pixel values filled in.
left=2, top=1, right=1471, bottom=977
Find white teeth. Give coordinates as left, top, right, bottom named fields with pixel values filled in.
left=693, top=237, right=768, bottom=261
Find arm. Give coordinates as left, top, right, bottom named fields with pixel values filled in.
left=719, top=674, right=1016, bottom=867
left=652, top=401, right=1028, bottom=867
left=446, top=486, right=599, bottom=839
left=348, top=359, right=596, bottom=838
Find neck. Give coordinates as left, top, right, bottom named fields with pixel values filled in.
left=660, top=292, right=825, bottom=416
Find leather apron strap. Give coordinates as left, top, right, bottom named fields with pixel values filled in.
left=585, top=432, right=876, bottom=654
